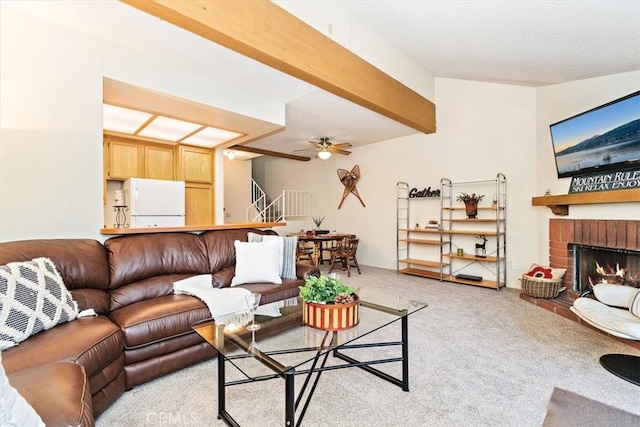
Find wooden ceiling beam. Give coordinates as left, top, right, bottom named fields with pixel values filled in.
left=121, top=0, right=436, bottom=134
left=230, top=145, right=311, bottom=162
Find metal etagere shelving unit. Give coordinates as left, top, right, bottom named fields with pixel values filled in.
left=396, top=174, right=506, bottom=291
left=396, top=181, right=450, bottom=281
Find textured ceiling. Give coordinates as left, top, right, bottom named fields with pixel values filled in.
left=6, top=1, right=640, bottom=160
left=343, top=0, right=640, bottom=87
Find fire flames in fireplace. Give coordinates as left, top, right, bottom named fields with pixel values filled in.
left=575, top=245, right=640, bottom=291
left=591, top=261, right=638, bottom=287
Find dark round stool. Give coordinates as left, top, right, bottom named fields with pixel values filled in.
left=599, top=354, right=640, bottom=386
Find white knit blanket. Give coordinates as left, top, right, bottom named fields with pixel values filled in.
left=173, top=275, right=252, bottom=326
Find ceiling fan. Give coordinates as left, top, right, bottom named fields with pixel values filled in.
left=294, top=137, right=352, bottom=159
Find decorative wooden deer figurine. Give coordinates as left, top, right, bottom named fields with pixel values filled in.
left=475, top=235, right=488, bottom=258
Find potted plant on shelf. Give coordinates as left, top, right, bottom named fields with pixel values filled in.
left=299, top=275, right=360, bottom=331
left=456, top=193, right=484, bottom=219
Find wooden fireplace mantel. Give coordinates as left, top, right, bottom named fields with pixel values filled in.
left=531, top=188, right=640, bottom=216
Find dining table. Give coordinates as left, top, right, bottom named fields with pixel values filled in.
left=290, top=232, right=355, bottom=267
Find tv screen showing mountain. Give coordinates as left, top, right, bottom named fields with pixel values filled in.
left=550, top=91, right=640, bottom=178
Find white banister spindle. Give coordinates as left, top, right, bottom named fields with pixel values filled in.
left=246, top=180, right=310, bottom=222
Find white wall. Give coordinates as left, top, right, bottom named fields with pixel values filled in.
left=255, top=78, right=539, bottom=288
left=256, top=73, right=640, bottom=289
left=223, top=156, right=252, bottom=223
left=0, top=6, right=284, bottom=242
left=534, top=71, right=640, bottom=262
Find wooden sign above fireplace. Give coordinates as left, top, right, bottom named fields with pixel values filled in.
left=568, top=168, right=640, bottom=194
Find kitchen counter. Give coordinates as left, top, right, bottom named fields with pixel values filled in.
left=100, top=222, right=285, bottom=235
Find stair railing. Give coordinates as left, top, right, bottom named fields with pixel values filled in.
left=246, top=181, right=310, bottom=222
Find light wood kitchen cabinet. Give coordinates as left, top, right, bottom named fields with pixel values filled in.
left=144, top=144, right=175, bottom=180
left=179, top=146, right=215, bottom=225
left=105, top=138, right=143, bottom=180
left=104, top=135, right=215, bottom=226
left=185, top=183, right=214, bottom=225
left=178, top=145, right=213, bottom=184
left=105, top=136, right=175, bottom=180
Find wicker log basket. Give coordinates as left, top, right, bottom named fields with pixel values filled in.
left=519, top=274, right=566, bottom=299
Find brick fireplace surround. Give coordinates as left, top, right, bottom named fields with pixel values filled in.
left=520, top=218, right=640, bottom=350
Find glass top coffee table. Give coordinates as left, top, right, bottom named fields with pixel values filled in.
left=192, top=292, right=427, bottom=426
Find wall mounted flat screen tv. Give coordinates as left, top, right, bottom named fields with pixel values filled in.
left=550, top=91, right=640, bottom=178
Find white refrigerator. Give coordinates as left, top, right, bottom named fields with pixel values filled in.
left=123, top=178, right=186, bottom=228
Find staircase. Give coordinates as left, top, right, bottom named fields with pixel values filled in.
left=247, top=180, right=310, bottom=222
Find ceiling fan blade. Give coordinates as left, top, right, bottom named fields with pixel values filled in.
left=293, top=147, right=316, bottom=153
left=332, top=142, right=352, bottom=149
left=300, top=138, right=351, bottom=155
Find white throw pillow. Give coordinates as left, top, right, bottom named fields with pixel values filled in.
left=628, top=288, right=640, bottom=318
left=0, top=353, right=45, bottom=427
left=261, top=235, right=284, bottom=276
left=593, top=283, right=639, bottom=309
left=248, top=232, right=298, bottom=279
left=231, top=240, right=282, bottom=286
left=524, top=263, right=566, bottom=280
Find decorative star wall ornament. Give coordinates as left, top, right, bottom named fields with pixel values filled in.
left=337, top=165, right=365, bottom=209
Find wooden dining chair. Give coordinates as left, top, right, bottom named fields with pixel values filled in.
left=296, top=240, right=315, bottom=265
left=329, top=237, right=361, bottom=277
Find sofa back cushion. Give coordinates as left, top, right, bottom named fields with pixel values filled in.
left=105, top=233, right=209, bottom=311
left=0, top=239, right=110, bottom=314
left=199, top=228, right=277, bottom=288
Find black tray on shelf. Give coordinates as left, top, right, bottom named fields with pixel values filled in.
left=455, top=274, right=483, bottom=282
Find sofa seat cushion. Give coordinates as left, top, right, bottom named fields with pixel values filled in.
left=238, top=278, right=303, bottom=305
left=109, top=294, right=210, bottom=349
left=8, top=361, right=94, bottom=427
left=109, top=274, right=195, bottom=312
left=572, top=297, right=640, bottom=340
left=1, top=315, right=123, bottom=381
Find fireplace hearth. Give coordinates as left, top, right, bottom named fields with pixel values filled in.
left=519, top=218, right=640, bottom=351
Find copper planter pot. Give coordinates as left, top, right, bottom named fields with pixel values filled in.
left=464, top=201, right=479, bottom=219
left=302, top=296, right=360, bottom=331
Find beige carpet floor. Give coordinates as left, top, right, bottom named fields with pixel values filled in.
left=97, top=265, right=640, bottom=426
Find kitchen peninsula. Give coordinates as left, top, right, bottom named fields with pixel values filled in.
left=100, top=222, right=285, bottom=235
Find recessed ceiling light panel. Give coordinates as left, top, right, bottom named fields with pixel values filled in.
left=183, top=127, right=244, bottom=148
left=103, top=104, right=153, bottom=134
left=138, top=116, right=202, bottom=141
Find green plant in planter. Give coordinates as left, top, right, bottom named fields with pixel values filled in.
left=456, top=193, right=484, bottom=203
left=299, top=275, right=355, bottom=304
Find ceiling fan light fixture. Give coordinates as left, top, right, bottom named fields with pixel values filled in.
left=317, top=149, right=332, bottom=160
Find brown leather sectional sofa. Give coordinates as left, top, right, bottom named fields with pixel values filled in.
left=0, top=228, right=318, bottom=426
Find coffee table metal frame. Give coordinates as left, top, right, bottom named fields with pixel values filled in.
left=193, top=299, right=426, bottom=427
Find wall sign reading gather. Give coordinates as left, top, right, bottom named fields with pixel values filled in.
left=409, top=186, right=441, bottom=198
